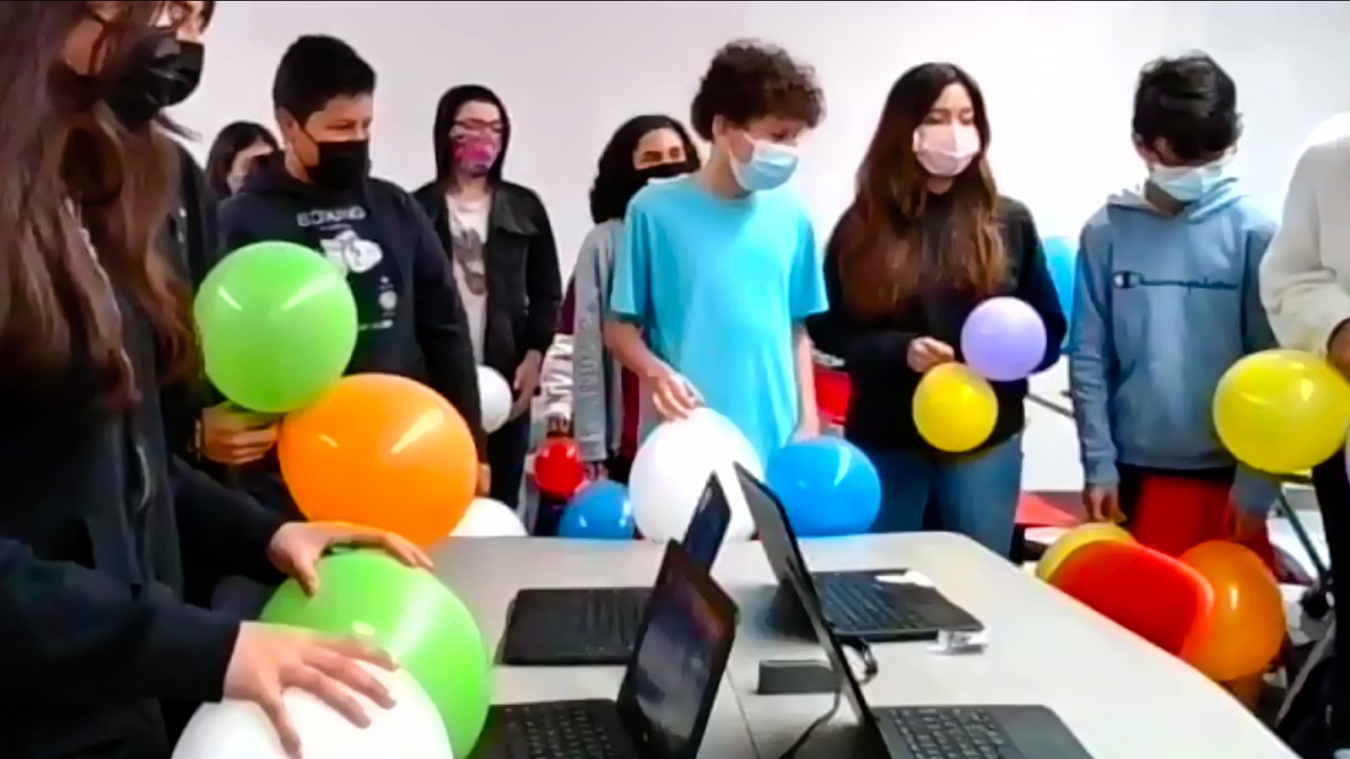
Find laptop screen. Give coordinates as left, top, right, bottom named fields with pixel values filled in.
left=732, top=464, right=878, bottom=726
left=619, top=543, right=737, bottom=758
left=680, top=475, right=732, bottom=568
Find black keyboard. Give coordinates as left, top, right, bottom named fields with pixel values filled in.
left=877, top=707, right=1023, bottom=759
left=491, top=701, right=635, bottom=759
left=817, top=575, right=930, bottom=632
left=503, top=588, right=648, bottom=664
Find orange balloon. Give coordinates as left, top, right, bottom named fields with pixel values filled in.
left=1179, top=541, right=1285, bottom=682
left=278, top=373, right=478, bottom=546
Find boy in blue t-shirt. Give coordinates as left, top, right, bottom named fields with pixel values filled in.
left=604, top=42, right=829, bottom=463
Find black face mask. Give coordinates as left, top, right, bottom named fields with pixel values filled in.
left=616, top=161, right=695, bottom=211
left=104, top=36, right=205, bottom=129
left=307, top=139, right=371, bottom=192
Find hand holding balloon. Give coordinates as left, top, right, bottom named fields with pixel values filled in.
left=200, top=403, right=279, bottom=465
left=647, top=366, right=702, bottom=421
left=906, top=337, right=955, bottom=373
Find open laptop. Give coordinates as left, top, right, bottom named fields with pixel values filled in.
left=473, top=540, right=739, bottom=759
left=501, top=474, right=733, bottom=665
left=734, top=463, right=982, bottom=642
left=757, top=498, right=1095, bottom=759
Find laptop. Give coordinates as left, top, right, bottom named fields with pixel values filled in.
left=760, top=495, right=1095, bottom=759
left=734, top=463, right=982, bottom=642
left=473, top=540, right=739, bottom=759
left=501, top=474, right=733, bottom=665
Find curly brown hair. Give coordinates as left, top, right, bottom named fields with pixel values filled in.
left=837, top=62, right=1004, bottom=319
left=690, top=41, right=825, bottom=139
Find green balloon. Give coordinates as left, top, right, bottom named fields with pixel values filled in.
left=194, top=241, right=357, bottom=413
left=261, top=550, right=490, bottom=757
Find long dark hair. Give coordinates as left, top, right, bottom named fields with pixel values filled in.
left=204, top=120, right=278, bottom=198
left=589, top=115, right=700, bottom=224
left=432, top=84, right=509, bottom=186
left=837, top=62, right=1004, bottom=318
left=0, top=1, right=193, bottom=403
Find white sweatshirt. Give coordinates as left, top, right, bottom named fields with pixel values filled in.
left=1260, top=113, right=1350, bottom=354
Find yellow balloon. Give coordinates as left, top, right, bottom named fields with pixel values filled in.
left=1213, top=349, right=1350, bottom=475
left=913, top=363, right=998, bottom=452
left=1036, top=522, right=1134, bottom=582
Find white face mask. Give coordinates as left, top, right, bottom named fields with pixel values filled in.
left=730, top=137, right=800, bottom=192
left=913, top=124, right=982, bottom=177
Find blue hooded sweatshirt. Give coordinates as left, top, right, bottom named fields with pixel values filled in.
left=1067, top=176, right=1279, bottom=513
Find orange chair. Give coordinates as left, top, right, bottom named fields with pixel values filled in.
left=1050, top=540, right=1215, bottom=661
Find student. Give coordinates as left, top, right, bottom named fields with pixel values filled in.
left=0, top=4, right=429, bottom=756
left=572, top=115, right=701, bottom=483
left=1070, top=54, right=1278, bottom=563
left=218, top=36, right=486, bottom=506
left=605, top=42, right=827, bottom=466
left=1260, top=112, right=1350, bottom=756
left=807, top=63, right=1065, bottom=556
left=206, top=120, right=280, bottom=198
left=413, top=85, right=562, bottom=510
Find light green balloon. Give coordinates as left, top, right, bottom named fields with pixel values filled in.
left=261, top=550, right=490, bottom=758
left=194, top=241, right=357, bottom=413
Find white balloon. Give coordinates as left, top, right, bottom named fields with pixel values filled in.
left=477, top=366, right=512, bottom=434
left=173, top=663, right=452, bottom=759
left=628, top=407, right=762, bottom=543
left=451, top=497, right=528, bottom=537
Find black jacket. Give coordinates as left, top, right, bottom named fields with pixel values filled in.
left=0, top=279, right=289, bottom=757
left=219, top=160, right=485, bottom=457
left=807, top=195, right=1067, bottom=455
left=412, top=180, right=562, bottom=378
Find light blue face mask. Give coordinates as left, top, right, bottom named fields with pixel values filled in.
left=731, top=138, right=799, bottom=192
left=1149, top=156, right=1232, bottom=202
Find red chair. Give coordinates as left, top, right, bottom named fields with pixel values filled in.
left=814, top=365, right=851, bottom=426
left=1050, top=540, right=1215, bottom=661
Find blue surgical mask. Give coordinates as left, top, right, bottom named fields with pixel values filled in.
left=1148, top=156, right=1232, bottom=202
left=731, top=138, right=799, bottom=192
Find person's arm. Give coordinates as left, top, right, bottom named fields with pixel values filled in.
left=403, top=195, right=486, bottom=459
left=540, top=334, right=574, bottom=426
left=803, top=214, right=915, bottom=382
left=0, top=527, right=239, bottom=706
left=522, top=192, right=564, bottom=361
left=170, top=456, right=288, bottom=585
left=1232, top=218, right=1282, bottom=515
left=1067, top=222, right=1119, bottom=487
left=604, top=202, right=672, bottom=379
left=215, top=195, right=257, bottom=255
left=572, top=230, right=613, bottom=461
left=789, top=211, right=829, bottom=435
left=1260, top=138, right=1350, bottom=355
left=1009, top=204, right=1069, bottom=370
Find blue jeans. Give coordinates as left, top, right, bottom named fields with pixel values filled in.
left=864, top=435, right=1023, bottom=557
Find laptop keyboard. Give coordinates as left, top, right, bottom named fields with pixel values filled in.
left=877, top=707, right=1023, bottom=759
left=494, top=702, right=631, bottom=759
left=578, top=588, right=647, bottom=648
left=817, top=576, right=930, bottom=631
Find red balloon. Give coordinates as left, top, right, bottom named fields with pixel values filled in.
left=535, top=438, right=584, bottom=497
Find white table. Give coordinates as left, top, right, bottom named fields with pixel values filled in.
left=430, top=534, right=1297, bottom=759
left=430, top=537, right=759, bottom=757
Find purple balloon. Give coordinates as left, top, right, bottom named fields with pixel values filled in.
left=961, top=297, right=1048, bottom=381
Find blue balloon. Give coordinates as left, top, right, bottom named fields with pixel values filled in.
left=559, top=480, right=635, bottom=540
left=765, top=438, right=881, bottom=537
left=1041, top=236, right=1078, bottom=346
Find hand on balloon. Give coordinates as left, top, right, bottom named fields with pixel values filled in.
left=200, top=402, right=279, bottom=465
left=477, top=463, right=492, bottom=496
left=268, top=522, right=433, bottom=595
left=224, top=623, right=396, bottom=759
left=793, top=415, right=821, bottom=441
left=648, top=367, right=702, bottom=421
left=510, top=351, right=544, bottom=420
left=1083, top=484, right=1124, bottom=523
left=906, top=337, right=956, bottom=374
left=1330, top=321, right=1350, bottom=377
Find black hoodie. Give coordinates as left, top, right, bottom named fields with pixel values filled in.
left=412, top=84, right=562, bottom=378
left=218, top=158, right=486, bottom=457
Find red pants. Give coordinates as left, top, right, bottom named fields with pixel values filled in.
left=1119, top=465, right=1277, bottom=570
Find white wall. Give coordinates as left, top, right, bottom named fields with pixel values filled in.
left=176, top=0, right=1350, bottom=492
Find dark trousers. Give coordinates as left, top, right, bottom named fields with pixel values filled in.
left=488, top=413, right=533, bottom=509
left=1313, top=453, right=1350, bottom=746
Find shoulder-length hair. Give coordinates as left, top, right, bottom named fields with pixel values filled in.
left=0, top=1, right=194, bottom=404
left=837, top=62, right=1005, bottom=319
left=204, top=120, right=278, bottom=197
